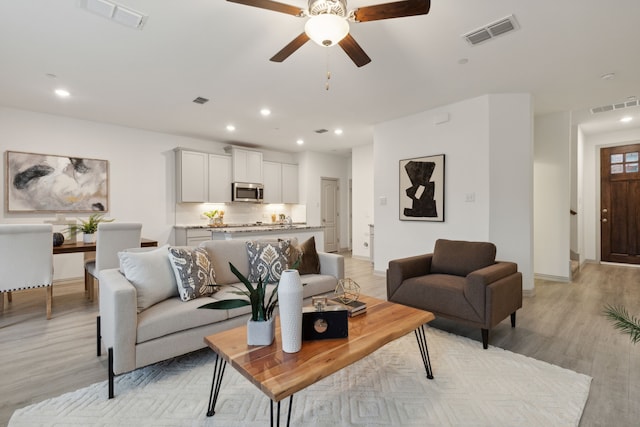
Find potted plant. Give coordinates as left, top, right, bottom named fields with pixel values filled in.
left=66, top=213, right=114, bottom=243
left=203, top=210, right=218, bottom=225
left=199, top=263, right=278, bottom=345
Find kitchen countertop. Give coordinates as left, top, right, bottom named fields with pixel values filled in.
left=175, top=223, right=323, bottom=233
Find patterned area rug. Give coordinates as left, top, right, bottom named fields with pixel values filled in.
left=10, top=327, right=591, bottom=426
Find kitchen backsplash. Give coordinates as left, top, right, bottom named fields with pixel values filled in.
left=175, top=202, right=307, bottom=226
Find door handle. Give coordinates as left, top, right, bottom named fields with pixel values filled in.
left=602, top=218, right=608, bottom=223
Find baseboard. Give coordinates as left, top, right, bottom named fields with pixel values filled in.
left=351, top=255, right=371, bottom=262
left=53, top=277, right=83, bottom=285
left=534, top=273, right=571, bottom=283
left=373, top=269, right=385, bottom=277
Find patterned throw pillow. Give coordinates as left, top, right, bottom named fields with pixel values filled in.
left=246, top=240, right=290, bottom=284
left=168, top=247, right=218, bottom=301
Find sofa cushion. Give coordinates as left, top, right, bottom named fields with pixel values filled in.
left=288, top=236, right=321, bottom=275
left=246, top=240, right=290, bottom=283
left=199, top=240, right=251, bottom=285
left=168, top=247, right=219, bottom=301
left=118, top=245, right=178, bottom=312
left=431, top=239, right=496, bottom=277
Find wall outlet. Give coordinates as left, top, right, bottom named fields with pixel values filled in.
left=465, top=193, right=476, bottom=202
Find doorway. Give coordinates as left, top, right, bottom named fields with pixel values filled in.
left=600, top=143, right=640, bottom=264
left=321, top=177, right=339, bottom=253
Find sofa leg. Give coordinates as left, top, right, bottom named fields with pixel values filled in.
left=108, top=347, right=114, bottom=399
left=481, top=329, right=489, bottom=349
left=96, top=316, right=101, bottom=357
left=510, top=312, right=516, bottom=328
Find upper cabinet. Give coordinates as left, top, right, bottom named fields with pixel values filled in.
left=262, top=161, right=298, bottom=204
left=175, top=149, right=232, bottom=203
left=232, top=147, right=263, bottom=183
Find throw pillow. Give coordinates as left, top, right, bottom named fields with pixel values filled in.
left=289, top=236, right=321, bottom=275
left=246, top=240, right=290, bottom=283
left=118, top=244, right=178, bottom=312
left=167, top=247, right=218, bottom=301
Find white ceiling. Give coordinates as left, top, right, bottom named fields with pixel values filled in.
left=1, top=0, right=639, bottom=155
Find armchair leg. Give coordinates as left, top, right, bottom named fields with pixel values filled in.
left=108, top=347, right=115, bottom=399
left=7, top=291, right=12, bottom=302
left=510, top=312, right=516, bottom=328
left=46, top=286, right=53, bottom=320
left=481, top=329, right=489, bottom=349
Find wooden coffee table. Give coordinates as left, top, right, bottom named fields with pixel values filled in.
left=203, top=295, right=435, bottom=426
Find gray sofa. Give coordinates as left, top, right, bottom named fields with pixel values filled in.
left=99, top=239, right=344, bottom=398
left=387, top=239, right=522, bottom=349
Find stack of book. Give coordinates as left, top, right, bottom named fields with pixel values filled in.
left=329, top=298, right=367, bottom=317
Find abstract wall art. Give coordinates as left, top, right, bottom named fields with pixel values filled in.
left=5, top=150, right=109, bottom=212
left=399, top=154, right=445, bottom=222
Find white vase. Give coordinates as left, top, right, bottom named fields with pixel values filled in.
left=83, top=233, right=95, bottom=244
left=278, top=269, right=303, bottom=353
left=247, top=317, right=275, bottom=346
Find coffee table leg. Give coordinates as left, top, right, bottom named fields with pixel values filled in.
left=270, top=395, right=294, bottom=427
left=414, top=324, right=434, bottom=379
left=206, top=354, right=227, bottom=417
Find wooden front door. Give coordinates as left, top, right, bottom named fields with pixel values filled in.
left=601, top=143, right=640, bottom=263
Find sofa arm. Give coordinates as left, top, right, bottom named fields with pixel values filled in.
left=99, top=268, right=138, bottom=375
left=387, top=254, right=433, bottom=300
left=318, top=252, right=344, bottom=280
left=464, top=262, right=518, bottom=317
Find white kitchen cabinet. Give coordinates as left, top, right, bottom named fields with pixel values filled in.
left=262, top=161, right=282, bottom=203
left=282, top=163, right=298, bottom=204
left=174, top=228, right=212, bottom=246
left=262, top=162, right=298, bottom=204
left=175, top=149, right=232, bottom=203
left=232, top=147, right=263, bottom=183
left=208, top=154, right=232, bottom=203
left=176, top=150, right=208, bottom=202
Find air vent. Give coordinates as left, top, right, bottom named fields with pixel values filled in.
left=463, top=15, right=519, bottom=45
left=314, top=129, right=328, bottom=134
left=80, top=0, right=147, bottom=29
left=591, top=99, right=639, bottom=114
left=193, top=97, right=209, bottom=105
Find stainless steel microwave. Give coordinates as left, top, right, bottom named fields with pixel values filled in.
left=231, top=182, right=264, bottom=203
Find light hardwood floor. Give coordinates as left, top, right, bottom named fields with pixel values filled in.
left=1, top=256, right=639, bottom=426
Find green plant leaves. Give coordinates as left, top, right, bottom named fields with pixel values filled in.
left=604, top=304, right=640, bottom=344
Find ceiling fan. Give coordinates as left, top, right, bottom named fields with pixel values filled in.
left=227, top=0, right=431, bottom=67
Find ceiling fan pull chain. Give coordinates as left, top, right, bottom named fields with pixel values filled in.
left=326, top=49, right=331, bottom=91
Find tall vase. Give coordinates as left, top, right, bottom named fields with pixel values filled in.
left=278, top=269, right=303, bottom=353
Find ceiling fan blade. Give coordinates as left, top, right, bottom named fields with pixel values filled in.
left=270, top=33, right=310, bottom=62
left=338, top=34, right=371, bottom=67
left=353, top=0, right=430, bottom=22
left=227, top=0, right=304, bottom=17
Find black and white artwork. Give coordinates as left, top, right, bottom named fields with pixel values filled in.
left=399, top=154, right=445, bottom=222
left=5, top=150, right=109, bottom=212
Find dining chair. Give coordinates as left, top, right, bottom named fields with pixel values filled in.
left=0, top=224, right=54, bottom=319
left=85, top=222, right=142, bottom=301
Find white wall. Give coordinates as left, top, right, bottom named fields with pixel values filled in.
left=533, top=111, right=571, bottom=280
left=295, top=151, right=350, bottom=251
left=374, top=94, right=534, bottom=291
left=581, top=127, right=640, bottom=261
left=351, top=144, right=374, bottom=260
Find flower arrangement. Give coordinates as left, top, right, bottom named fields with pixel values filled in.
left=203, top=210, right=219, bottom=219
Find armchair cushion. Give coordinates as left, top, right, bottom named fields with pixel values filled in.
left=431, top=239, right=496, bottom=277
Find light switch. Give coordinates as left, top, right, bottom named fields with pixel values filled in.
left=465, top=193, right=476, bottom=203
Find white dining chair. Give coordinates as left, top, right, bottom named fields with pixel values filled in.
left=85, top=222, right=142, bottom=301
left=0, top=224, right=54, bottom=319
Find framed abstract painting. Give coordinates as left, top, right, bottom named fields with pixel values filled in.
left=399, top=154, right=445, bottom=222
left=5, top=150, right=109, bottom=213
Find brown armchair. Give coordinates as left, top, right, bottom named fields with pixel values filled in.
left=387, top=239, right=522, bottom=349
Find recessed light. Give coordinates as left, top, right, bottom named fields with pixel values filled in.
left=54, top=89, right=70, bottom=98
left=334, top=129, right=343, bottom=135
left=600, top=73, right=615, bottom=80
left=620, top=116, right=633, bottom=123
left=296, top=139, right=304, bottom=145
left=260, top=108, right=271, bottom=117
left=226, top=124, right=236, bottom=131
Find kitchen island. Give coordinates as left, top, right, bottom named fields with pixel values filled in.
left=174, top=224, right=325, bottom=249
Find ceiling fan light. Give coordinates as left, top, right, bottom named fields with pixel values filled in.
left=305, top=14, right=349, bottom=47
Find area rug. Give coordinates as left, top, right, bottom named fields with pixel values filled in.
left=10, top=327, right=591, bottom=427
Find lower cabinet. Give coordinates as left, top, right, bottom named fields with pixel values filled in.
left=174, top=228, right=212, bottom=246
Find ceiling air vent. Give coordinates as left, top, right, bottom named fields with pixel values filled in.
left=591, top=99, right=639, bottom=114
left=193, top=97, right=209, bottom=104
left=314, top=129, right=329, bottom=134
left=463, top=15, right=519, bottom=45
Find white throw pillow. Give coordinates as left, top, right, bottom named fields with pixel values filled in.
left=118, top=244, right=178, bottom=312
